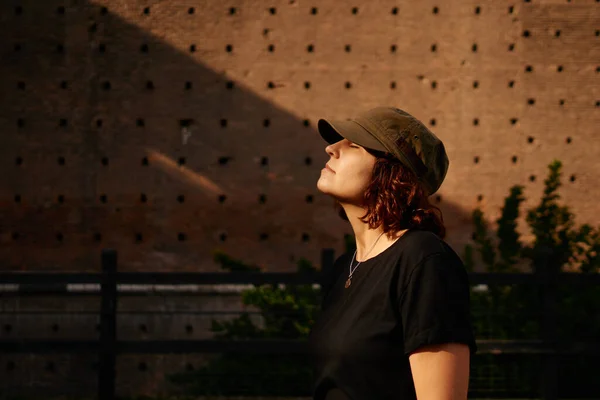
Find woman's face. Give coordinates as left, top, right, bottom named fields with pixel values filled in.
left=316, top=138, right=377, bottom=204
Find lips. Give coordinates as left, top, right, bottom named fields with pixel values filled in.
left=325, top=164, right=335, bottom=172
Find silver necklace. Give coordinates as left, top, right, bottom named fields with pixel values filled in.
left=345, top=231, right=385, bottom=289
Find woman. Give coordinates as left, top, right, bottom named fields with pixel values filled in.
left=307, top=106, right=478, bottom=400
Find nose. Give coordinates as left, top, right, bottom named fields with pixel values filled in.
left=325, top=143, right=336, bottom=156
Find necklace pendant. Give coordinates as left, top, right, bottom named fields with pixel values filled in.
left=345, top=277, right=352, bottom=288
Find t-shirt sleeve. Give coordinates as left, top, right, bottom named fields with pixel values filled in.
left=398, top=251, right=478, bottom=357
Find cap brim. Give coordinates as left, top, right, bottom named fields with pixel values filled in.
left=317, top=118, right=387, bottom=152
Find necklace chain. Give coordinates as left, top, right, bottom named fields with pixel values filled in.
left=346, top=231, right=385, bottom=288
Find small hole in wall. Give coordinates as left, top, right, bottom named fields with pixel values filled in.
left=301, top=233, right=310, bottom=242
left=345, top=82, right=352, bottom=89
left=477, top=194, right=483, bottom=202
left=511, top=156, right=518, bottom=164
left=135, top=233, right=143, bottom=243
left=218, top=156, right=231, bottom=165
left=474, top=156, right=480, bottom=164
left=570, top=175, right=576, bottom=183
left=508, top=80, right=515, bottom=88
left=527, top=98, right=535, bottom=105
left=261, top=156, right=269, bottom=166
left=307, top=44, right=314, bottom=53
left=304, top=157, right=312, bottom=166
left=431, top=43, right=437, bottom=52
left=473, top=118, right=479, bottom=126
left=306, top=194, right=314, bottom=203
left=566, top=137, right=572, bottom=144
left=529, top=175, right=536, bottom=182
left=177, top=195, right=185, bottom=203
left=311, top=7, right=318, bottom=15
left=429, top=119, right=436, bottom=126
left=258, top=194, right=267, bottom=204
left=229, top=7, right=236, bottom=15
left=345, top=44, right=351, bottom=52
left=259, top=233, right=269, bottom=241
left=432, top=6, right=439, bottom=14
left=523, top=30, right=530, bottom=38
left=435, top=195, right=442, bottom=203
left=525, top=65, right=533, bottom=73
left=555, top=30, right=561, bottom=37
left=269, top=7, right=276, bottom=15
left=219, top=233, right=227, bottom=242
left=218, top=194, right=227, bottom=204
left=508, top=43, right=515, bottom=51
left=473, top=80, right=479, bottom=88
left=178, top=233, right=187, bottom=242
left=527, top=136, right=534, bottom=144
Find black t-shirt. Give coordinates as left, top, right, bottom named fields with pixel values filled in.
left=307, top=228, right=478, bottom=400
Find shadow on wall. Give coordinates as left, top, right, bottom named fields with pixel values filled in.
left=0, top=1, right=473, bottom=273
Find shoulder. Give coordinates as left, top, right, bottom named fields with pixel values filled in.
left=394, top=229, right=466, bottom=285
left=400, top=229, right=460, bottom=266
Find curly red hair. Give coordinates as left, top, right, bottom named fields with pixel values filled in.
left=334, top=149, right=446, bottom=239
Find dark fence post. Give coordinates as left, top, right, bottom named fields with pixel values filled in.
left=99, top=249, right=117, bottom=400
left=320, top=248, right=335, bottom=284
left=537, top=245, right=558, bottom=400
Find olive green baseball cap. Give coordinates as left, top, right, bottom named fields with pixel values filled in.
left=317, top=106, right=449, bottom=196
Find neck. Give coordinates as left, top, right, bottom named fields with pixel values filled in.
left=342, top=203, right=410, bottom=261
